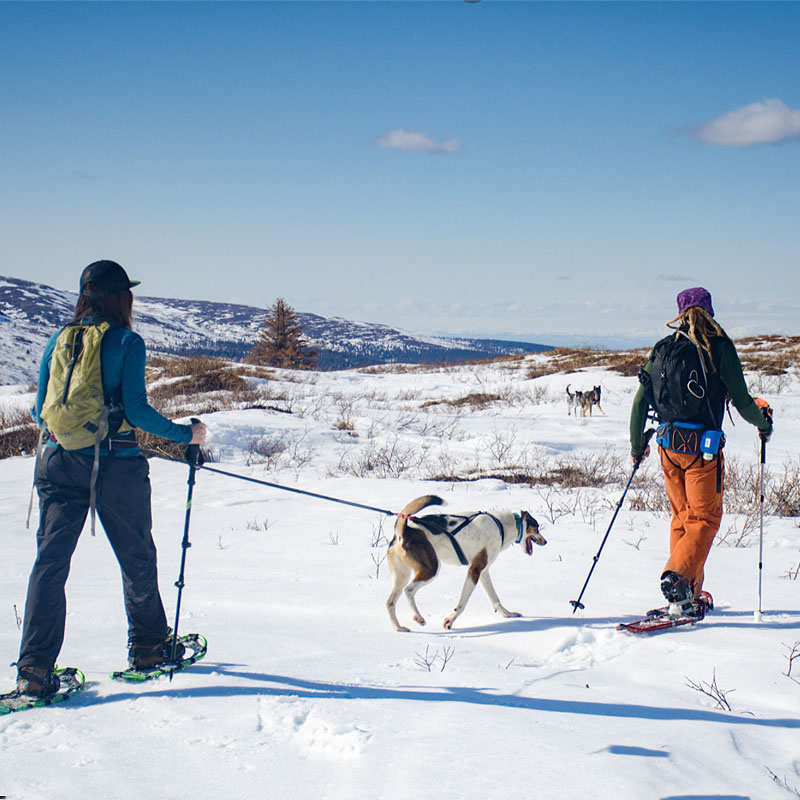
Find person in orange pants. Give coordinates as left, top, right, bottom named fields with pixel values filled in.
left=660, top=450, right=723, bottom=598
left=630, top=287, right=772, bottom=617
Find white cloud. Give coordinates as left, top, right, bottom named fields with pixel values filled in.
left=694, top=98, right=800, bottom=147
left=375, top=128, right=461, bottom=155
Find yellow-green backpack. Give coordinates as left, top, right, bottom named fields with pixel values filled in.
left=40, top=321, right=125, bottom=449
left=32, top=321, right=133, bottom=535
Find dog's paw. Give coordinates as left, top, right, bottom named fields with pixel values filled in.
left=413, top=614, right=426, bottom=626
left=394, top=625, right=411, bottom=633
left=501, top=610, right=522, bottom=618
left=443, top=616, right=454, bottom=630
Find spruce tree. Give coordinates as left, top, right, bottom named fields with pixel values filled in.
left=247, top=298, right=318, bottom=369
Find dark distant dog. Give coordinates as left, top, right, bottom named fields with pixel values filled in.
left=579, top=385, right=604, bottom=417
left=386, top=495, right=546, bottom=632
left=566, top=384, right=604, bottom=417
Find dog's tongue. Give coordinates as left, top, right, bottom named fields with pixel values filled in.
left=525, top=537, right=533, bottom=556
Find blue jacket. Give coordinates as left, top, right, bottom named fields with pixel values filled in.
left=35, top=316, right=192, bottom=456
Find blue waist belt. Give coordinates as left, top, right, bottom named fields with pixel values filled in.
left=656, top=422, right=724, bottom=458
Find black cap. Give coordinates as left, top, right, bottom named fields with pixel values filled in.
left=79, top=260, right=140, bottom=298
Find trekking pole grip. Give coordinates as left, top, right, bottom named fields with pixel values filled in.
left=186, top=417, right=204, bottom=468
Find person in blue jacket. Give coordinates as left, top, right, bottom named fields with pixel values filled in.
left=15, top=260, right=207, bottom=697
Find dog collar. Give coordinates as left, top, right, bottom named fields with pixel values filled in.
left=513, top=513, right=524, bottom=543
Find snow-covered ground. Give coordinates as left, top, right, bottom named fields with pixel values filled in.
left=2, top=357, right=799, bottom=800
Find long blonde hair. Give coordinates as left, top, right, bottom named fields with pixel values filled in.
left=666, top=306, right=728, bottom=373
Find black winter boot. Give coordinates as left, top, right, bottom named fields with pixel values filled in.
left=16, top=665, right=60, bottom=698
left=128, top=634, right=185, bottom=670
left=660, top=570, right=693, bottom=604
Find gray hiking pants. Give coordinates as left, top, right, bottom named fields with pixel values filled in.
left=18, top=448, right=169, bottom=669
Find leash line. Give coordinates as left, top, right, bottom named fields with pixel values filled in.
left=141, top=448, right=396, bottom=517
left=199, top=463, right=396, bottom=516
left=142, top=450, right=517, bottom=545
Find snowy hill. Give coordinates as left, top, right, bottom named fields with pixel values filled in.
left=0, top=275, right=551, bottom=383
left=1, top=347, right=799, bottom=799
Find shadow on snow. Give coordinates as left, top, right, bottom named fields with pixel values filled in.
left=77, top=668, right=800, bottom=729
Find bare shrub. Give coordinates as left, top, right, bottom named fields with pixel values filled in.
left=575, top=489, right=605, bottom=528
left=524, top=383, right=553, bottom=405
left=331, top=392, right=360, bottom=429
left=536, top=485, right=577, bottom=524
left=0, top=408, right=39, bottom=458
left=748, top=372, right=792, bottom=395
left=245, top=433, right=289, bottom=467
left=370, top=550, right=386, bottom=579
left=716, top=509, right=761, bottom=548
left=333, top=435, right=425, bottom=479
left=414, top=645, right=455, bottom=672
left=723, top=456, right=761, bottom=516
left=766, top=768, right=800, bottom=798
left=413, top=413, right=464, bottom=441
left=137, top=431, right=190, bottom=461
left=369, top=518, right=389, bottom=548
left=622, top=530, right=648, bottom=550
left=783, top=641, right=800, bottom=683
left=769, top=461, right=800, bottom=518
left=549, top=448, right=625, bottom=489
left=628, top=467, right=670, bottom=513
left=284, top=429, right=317, bottom=471
left=685, top=669, right=734, bottom=711
left=488, top=424, right=517, bottom=466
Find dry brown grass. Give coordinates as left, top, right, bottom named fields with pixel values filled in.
left=146, top=354, right=275, bottom=416
left=421, top=392, right=502, bottom=410
left=735, top=335, right=800, bottom=375
left=428, top=448, right=626, bottom=488
left=525, top=346, right=650, bottom=379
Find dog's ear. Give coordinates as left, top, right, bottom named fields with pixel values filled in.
left=522, top=511, right=546, bottom=545
left=521, top=510, right=540, bottom=531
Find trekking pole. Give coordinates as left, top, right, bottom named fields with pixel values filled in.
left=169, top=418, right=204, bottom=676
left=754, top=399, right=772, bottom=623
left=570, top=429, right=655, bottom=613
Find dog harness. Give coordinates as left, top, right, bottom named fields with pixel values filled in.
left=411, top=512, right=506, bottom=566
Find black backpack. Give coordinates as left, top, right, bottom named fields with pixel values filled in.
left=639, top=332, right=723, bottom=427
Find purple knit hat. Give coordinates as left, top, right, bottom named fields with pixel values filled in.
left=676, top=287, right=714, bottom=317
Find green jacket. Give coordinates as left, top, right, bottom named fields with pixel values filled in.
left=630, top=335, right=772, bottom=456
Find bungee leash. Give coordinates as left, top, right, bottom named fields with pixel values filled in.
left=143, top=443, right=514, bottom=564
left=141, top=446, right=396, bottom=517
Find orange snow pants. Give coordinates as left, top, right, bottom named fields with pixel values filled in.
left=659, top=447, right=724, bottom=594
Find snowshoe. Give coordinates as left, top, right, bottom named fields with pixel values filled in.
left=111, top=633, right=206, bottom=682
left=1, top=667, right=85, bottom=715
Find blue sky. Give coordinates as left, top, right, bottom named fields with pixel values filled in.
left=1, top=1, right=798, bottom=347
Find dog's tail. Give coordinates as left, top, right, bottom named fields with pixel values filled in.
left=566, top=384, right=572, bottom=398
left=394, top=495, right=444, bottom=540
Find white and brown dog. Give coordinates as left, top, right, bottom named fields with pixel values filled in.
left=386, top=495, right=546, bottom=632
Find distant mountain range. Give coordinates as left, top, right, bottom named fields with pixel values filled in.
left=0, top=275, right=552, bottom=384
